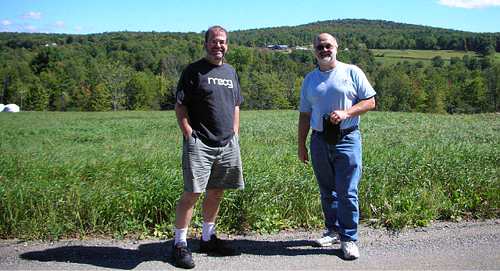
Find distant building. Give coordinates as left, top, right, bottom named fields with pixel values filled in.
left=267, top=44, right=289, bottom=50
left=294, top=46, right=310, bottom=50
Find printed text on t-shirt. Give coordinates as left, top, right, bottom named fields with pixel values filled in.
left=208, top=77, right=233, bottom=89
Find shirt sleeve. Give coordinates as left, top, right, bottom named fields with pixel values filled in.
left=299, top=76, right=312, bottom=112
left=351, top=66, right=376, bottom=100
left=176, top=67, right=194, bottom=105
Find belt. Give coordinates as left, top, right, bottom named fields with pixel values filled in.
left=313, top=125, right=358, bottom=137
left=340, top=125, right=358, bottom=136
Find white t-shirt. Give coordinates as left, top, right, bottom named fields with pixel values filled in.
left=299, top=61, right=376, bottom=130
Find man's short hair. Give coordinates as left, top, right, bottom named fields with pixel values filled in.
left=314, top=33, right=338, bottom=47
left=204, top=25, right=228, bottom=43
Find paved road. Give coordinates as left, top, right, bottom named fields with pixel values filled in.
left=1, top=219, right=499, bottom=270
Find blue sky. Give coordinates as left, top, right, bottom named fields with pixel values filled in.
left=1, top=0, right=499, bottom=34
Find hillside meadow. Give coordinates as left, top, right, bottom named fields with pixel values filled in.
left=0, top=110, right=498, bottom=239
left=371, top=49, right=500, bottom=65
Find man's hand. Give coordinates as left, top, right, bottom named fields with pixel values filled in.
left=183, top=127, right=193, bottom=139
left=329, top=97, right=376, bottom=124
left=330, top=110, right=349, bottom=124
left=298, top=145, right=309, bottom=164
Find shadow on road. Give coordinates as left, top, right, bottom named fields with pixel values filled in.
left=20, top=239, right=343, bottom=269
left=231, top=239, right=344, bottom=257
left=20, top=241, right=172, bottom=270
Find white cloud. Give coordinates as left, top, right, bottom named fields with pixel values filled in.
left=1, top=20, right=12, bottom=26
left=24, top=25, right=38, bottom=32
left=75, top=26, right=83, bottom=32
left=22, top=11, right=42, bottom=20
left=438, top=0, right=500, bottom=8
left=55, top=20, right=65, bottom=28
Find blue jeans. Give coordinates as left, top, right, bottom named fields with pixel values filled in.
left=310, top=129, right=362, bottom=242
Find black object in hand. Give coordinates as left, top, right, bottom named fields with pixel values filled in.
left=322, top=114, right=341, bottom=145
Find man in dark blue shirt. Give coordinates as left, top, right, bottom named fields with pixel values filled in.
left=171, top=25, right=244, bottom=269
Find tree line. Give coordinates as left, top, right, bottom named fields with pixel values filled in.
left=231, top=19, right=500, bottom=55
left=0, top=19, right=499, bottom=113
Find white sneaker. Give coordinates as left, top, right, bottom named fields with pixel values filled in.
left=314, top=231, right=339, bottom=247
left=341, top=241, right=360, bottom=260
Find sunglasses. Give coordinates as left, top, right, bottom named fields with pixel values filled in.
left=315, top=44, right=334, bottom=51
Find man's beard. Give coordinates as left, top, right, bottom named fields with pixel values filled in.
left=205, top=47, right=225, bottom=60
left=318, top=55, right=334, bottom=66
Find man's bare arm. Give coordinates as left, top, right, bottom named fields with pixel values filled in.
left=331, top=97, right=376, bottom=124
left=298, top=112, right=311, bottom=164
left=175, top=103, right=192, bottom=138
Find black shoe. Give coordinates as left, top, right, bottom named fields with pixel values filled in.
left=199, top=235, right=238, bottom=256
left=171, top=242, right=195, bottom=269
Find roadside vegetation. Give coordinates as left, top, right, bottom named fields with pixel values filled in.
left=1, top=19, right=499, bottom=240
left=0, top=111, right=498, bottom=239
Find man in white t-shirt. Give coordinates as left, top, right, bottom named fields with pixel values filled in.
left=298, top=33, right=376, bottom=260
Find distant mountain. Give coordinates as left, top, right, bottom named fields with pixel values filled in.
left=0, top=19, right=498, bottom=53
left=230, top=19, right=500, bottom=53
left=0, top=19, right=498, bottom=113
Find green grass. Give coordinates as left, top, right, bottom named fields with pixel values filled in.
left=370, top=49, right=497, bottom=66
left=494, top=52, right=500, bottom=62
left=0, top=111, right=498, bottom=239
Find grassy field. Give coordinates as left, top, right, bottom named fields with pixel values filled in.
left=0, top=111, right=498, bottom=239
left=371, top=49, right=499, bottom=66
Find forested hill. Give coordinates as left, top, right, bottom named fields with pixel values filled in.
left=2, top=19, right=499, bottom=53
left=231, top=19, right=500, bottom=54
left=0, top=19, right=499, bottom=113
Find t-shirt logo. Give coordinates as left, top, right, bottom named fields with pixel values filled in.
left=208, top=77, right=233, bottom=89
